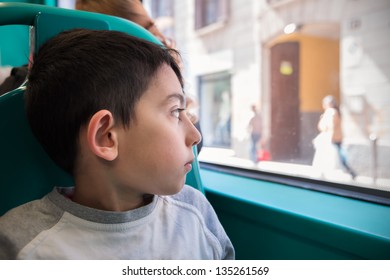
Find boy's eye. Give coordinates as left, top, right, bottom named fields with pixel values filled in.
left=172, top=108, right=185, bottom=119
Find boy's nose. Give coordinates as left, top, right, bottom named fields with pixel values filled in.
left=186, top=121, right=202, bottom=147
left=192, top=124, right=202, bottom=147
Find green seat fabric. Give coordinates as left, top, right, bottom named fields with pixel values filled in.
left=0, top=3, right=203, bottom=216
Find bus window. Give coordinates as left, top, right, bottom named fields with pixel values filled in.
left=144, top=0, right=390, bottom=197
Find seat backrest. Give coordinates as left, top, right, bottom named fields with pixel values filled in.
left=0, top=3, right=203, bottom=216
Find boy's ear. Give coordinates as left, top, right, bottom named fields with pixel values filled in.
left=87, top=110, right=118, bottom=161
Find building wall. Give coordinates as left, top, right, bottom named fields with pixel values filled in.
left=300, top=36, right=340, bottom=112
left=340, top=0, right=390, bottom=144
left=340, top=0, right=390, bottom=177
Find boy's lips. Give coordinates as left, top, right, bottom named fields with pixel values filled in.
left=184, top=160, right=193, bottom=173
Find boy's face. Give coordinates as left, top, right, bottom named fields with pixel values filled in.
left=115, top=64, right=201, bottom=196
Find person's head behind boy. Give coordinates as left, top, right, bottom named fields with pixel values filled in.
left=26, top=29, right=201, bottom=211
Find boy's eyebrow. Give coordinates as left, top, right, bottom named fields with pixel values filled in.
left=166, top=93, right=186, bottom=107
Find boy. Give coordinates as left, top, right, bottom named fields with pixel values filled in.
left=0, top=29, right=234, bottom=259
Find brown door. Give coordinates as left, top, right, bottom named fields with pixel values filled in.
left=270, top=41, right=300, bottom=161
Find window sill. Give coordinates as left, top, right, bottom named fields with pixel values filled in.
left=195, top=20, right=227, bottom=36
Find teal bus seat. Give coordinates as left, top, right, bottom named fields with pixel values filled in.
left=0, top=3, right=203, bottom=216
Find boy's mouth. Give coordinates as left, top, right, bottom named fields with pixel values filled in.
left=184, top=161, right=193, bottom=173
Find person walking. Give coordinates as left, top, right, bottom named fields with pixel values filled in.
left=248, top=104, right=262, bottom=163
left=313, top=95, right=356, bottom=179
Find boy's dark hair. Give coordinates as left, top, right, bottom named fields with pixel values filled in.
left=26, top=28, right=182, bottom=175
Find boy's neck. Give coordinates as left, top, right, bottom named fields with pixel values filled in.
left=72, top=173, right=153, bottom=211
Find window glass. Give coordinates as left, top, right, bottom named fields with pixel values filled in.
left=146, top=0, right=390, bottom=192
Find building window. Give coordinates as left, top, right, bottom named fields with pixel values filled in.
left=148, top=0, right=173, bottom=18
left=195, top=0, right=229, bottom=30
left=199, top=72, right=232, bottom=148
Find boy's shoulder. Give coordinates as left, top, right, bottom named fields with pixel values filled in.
left=163, top=185, right=220, bottom=231
left=0, top=194, right=61, bottom=225
left=0, top=194, right=63, bottom=259
left=168, top=185, right=210, bottom=212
